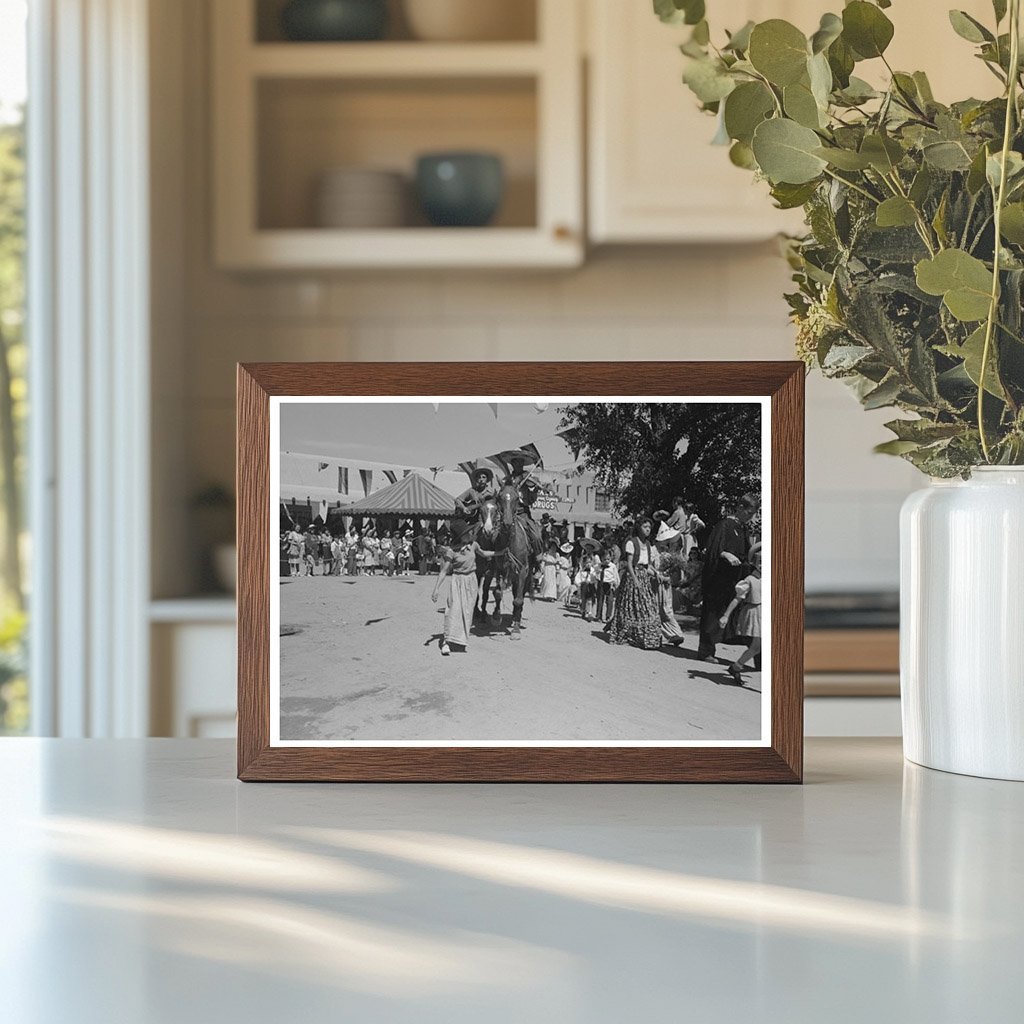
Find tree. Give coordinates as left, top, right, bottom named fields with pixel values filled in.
left=557, top=403, right=762, bottom=529
left=0, top=111, right=25, bottom=609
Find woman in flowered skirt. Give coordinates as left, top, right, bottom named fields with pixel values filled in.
left=608, top=517, right=662, bottom=650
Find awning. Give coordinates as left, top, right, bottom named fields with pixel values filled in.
left=343, top=472, right=458, bottom=518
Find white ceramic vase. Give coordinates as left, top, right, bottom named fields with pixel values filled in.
left=900, top=467, right=1024, bottom=781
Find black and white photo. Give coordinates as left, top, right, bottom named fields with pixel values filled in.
left=269, top=397, right=771, bottom=747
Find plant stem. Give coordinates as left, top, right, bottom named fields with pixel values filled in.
left=979, top=0, right=1021, bottom=462
left=884, top=171, right=939, bottom=254
left=822, top=167, right=880, bottom=204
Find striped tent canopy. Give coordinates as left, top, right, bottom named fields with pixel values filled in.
left=343, top=472, right=458, bottom=518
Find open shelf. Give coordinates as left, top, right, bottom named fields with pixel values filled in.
left=212, top=0, right=582, bottom=268
left=249, top=41, right=544, bottom=77
left=257, top=76, right=538, bottom=231
left=254, top=0, right=538, bottom=44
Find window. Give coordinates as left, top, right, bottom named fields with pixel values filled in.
left=0, top=0, right=27, bottom=734
left=594, top=491, right=610, bottom=513
left=338, top=466, right=349, bottom=494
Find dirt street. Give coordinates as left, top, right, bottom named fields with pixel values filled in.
left=279, top=573, right=762, bottom=743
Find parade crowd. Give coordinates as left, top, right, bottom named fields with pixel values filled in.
left=281, top=487, right=762, bottom=683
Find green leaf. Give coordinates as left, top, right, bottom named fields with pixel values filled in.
left=770, top=180, right=820, bottom=209
left=827, top=35, right=855, bottom=88
left=993, top=0, right=1008, bottom=24
left=748, top=20, right=809, bottom=87
left=1000, top=203, right=1024, bottom=245
left=691, top=19, right=710, bottom=45
left=913, top=71, right=935, bottom=104
left=932, top=190, right=950, bottom=246
left=909, top=164, right=933, bottom=205
left=653, top=0, right=705, bottom=26
left=751, top=118, right=828, bottom=184
left=884, top=418, right=963, bottom=443
left=860, top=133, right=904, bottom=173
left=810, top=12, right=843, bottom=54
left=836, top=76, right=879, bottom=105
left=915, top=249, right=994, bottom=321
left=729, top=140, right=757, bottom=169
left=784, top=80, right=824, bottom=129
left=923, top=140, right=972, bottom=171
left=876, top=196, right=918, bottom=228
left=967, top=144, right=991, bottom=194
left=724, top=20, right=755, bottom=53
left=941, top=325, right=1006, bottom=398
left=807, top=51, right=833, bottom=109
left=682, top=57, right=736, bottom=104
left=723, top=81, right=775, bottom=144
left=842, top=1, right=895, bottom=59
left=948, top=10, right=994, bottom=44
left=862, top=374, right=903, bottom=409
left=814, top=145, right=872, bottom=170
left=874, top=438, right=922, bottom=455
left=986, top=150, right=1024, bottom=191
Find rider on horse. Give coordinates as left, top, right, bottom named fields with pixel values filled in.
left=454, top=467, right=499, bottom=524
left=505, top=456, right=544, bottom=559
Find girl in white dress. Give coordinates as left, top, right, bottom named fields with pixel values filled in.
left=719, top=547, right=762, bottom=682
left=539, top=541, right=559, bottom=600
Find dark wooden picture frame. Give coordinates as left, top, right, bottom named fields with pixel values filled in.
left=237, top=362, right=804, bottom=782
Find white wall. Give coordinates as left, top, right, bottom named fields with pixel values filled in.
left=157, top=0, right=920, bottom=599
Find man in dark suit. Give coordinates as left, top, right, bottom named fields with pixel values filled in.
left=697, top=493, right=757, bottom=661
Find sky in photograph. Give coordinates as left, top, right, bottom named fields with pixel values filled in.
left=279, top=401, right=579, bottom=471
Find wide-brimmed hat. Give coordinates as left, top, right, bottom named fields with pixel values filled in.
left=470, top=466, right=494, bottom=483
left=579, top=537, right=602, bottom=554
left=559, top=542, right=573, bottom=554
left=450, top=519, right=475, bottom=545
left=655, top=522, right=680, bottom=544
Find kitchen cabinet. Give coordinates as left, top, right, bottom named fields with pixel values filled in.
left=211, top=0, right=583, bottom=269
left=586, top=0, right=998, bottom=244
left=587, top=0, right=813, bottom=243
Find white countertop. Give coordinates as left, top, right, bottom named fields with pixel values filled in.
left=1, top=738, right=1020, bottom=1023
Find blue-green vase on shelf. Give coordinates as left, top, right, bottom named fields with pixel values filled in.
left=280, top=0, right=388, bottom=42
left=415, top=152, right=505, bottom=228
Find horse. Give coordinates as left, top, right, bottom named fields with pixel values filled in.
left=496, top=482, right=535, bottom=638
left=473, top=497, right=504, bottom=625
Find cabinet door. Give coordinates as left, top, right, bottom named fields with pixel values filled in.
left=588, top=0, right=995, bottom=244
left=587, top=0, right=811, bottom=243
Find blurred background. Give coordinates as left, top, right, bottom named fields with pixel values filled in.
left=0, top=0, right=997, bottom=740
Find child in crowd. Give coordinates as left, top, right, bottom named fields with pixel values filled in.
left=680, top=547, right=704, bottom=611
left=320, top=531, right=334, bottom=576
left=286, top=527, right=302, bottom=578
left=302, top=528, right=319, bottom=576
left=719, top=546, right=762, bottom=682
left=557, top=543, right=573, bottom=604
left=595, top=550, right=619, bottom=625
left=331, top=534, right=345, bottom=576
left=539, top=541, right=559, bottom=600
left=574, top=554, right=596, bottom=620
left=431, top=520, right=496, bottom=656
left=380, top=532, right=395, bottom=577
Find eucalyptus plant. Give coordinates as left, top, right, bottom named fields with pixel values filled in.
left=658, top=0, right=1024, bottom=475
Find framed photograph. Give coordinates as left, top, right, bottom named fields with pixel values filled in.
left=237, top=362, right=803, bottom=782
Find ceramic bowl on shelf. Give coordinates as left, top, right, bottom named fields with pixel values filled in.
left=403, top=0, right=534, bottom=42
left=315, top=167, right=408, bottom=229
left=280, top=0, right=388, bottom=42
left=414, top=152, right=504, bottom=227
